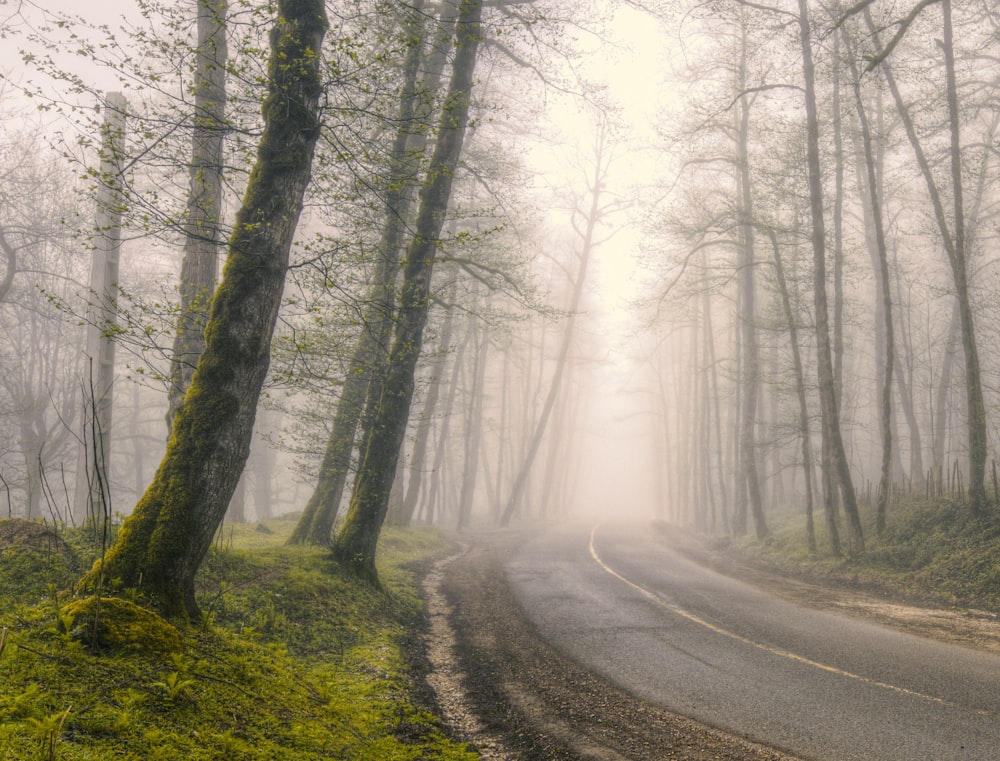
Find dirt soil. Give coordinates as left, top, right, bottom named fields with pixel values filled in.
left=418, top=527, right=1000, bottom=761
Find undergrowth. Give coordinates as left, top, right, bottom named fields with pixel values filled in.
left=0, top=514, right=477, bottom=760
left=729, top=496, right=1000, bottom=612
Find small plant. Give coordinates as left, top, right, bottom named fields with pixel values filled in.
left=152, top=653, right=195, bottom=702
left=28, top=706, right=70, bottom=761
left=152, top=670, right=195, bottom=702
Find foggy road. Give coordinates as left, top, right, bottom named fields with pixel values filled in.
left=505, top=522, right=1000, bottom=761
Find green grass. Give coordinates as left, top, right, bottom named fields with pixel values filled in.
left=729, top=496, right=1000, bottom=611
left=0, top=517, right=478, bottom=761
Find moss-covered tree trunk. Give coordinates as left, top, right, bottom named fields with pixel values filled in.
left=332, top=0, right=483, bottom=583
left=79, top=0, right=328, bottom=619
left=289, top=0, right=458, bottom=546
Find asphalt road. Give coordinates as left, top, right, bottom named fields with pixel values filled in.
left=505, top=521, right=1000, bottom=761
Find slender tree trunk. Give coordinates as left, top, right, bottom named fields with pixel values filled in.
left=798, top=0, right=864, bottom=551
left=866, top=2, right=986, bottom=514
left=763, top=228, right=817, bottom=554
left=166, top=0, right=228, bottom=431
left=393, top=296, right=455, bottom=526
left=78, top=0, right=328, bottom=618
left=458, top=305, right=488, bottom=530
left=735, top=81, right=767, bottom=540
left=332, top=0, right=483, bottom=583
left=288, top=0, right=447, bottom=545
left=846, top=59, right=894, bottom=534
left=932, top=304, right=959, bottom=482
left=499, top=124, right=606, bottom=527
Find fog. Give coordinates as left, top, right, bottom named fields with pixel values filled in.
left=0, top=0, right=996, bottom=551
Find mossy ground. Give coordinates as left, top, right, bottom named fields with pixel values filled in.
left=0, top=514, right=478, bottom=760
left=728, top=496, right=1000, bottom=611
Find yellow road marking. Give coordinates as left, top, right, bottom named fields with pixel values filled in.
left=588, top=524, right=958, bottom=709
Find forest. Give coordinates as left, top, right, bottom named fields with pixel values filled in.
left=0, top=0, right=999, bottom=756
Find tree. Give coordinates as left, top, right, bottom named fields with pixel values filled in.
left=500, top=115, right=618, bottom=527
left=841, top=41, right=894, bottom=533
left=332, top=0, right=484, bottom=583
left=289, top=0, right=457, bottom=545
left=862, top=0, right=988, bottom=514
left=75, top=94, right=127, bottom=528
left=797, top=0, right=864, bottom=551
left=165, top=0, right=229, bottom=431
left=79, top=0, right=329, bottom=618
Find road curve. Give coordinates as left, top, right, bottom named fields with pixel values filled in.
left=505, top=521, right=1000, bottom=761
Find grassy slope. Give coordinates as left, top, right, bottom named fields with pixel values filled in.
left=728, top=496, right=1000, bottom=612
left=0, top=515, right=477, bottom=761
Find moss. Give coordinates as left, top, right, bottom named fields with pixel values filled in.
left=61, top=596, right=184, bottom=655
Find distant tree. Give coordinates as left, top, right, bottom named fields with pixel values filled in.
left=500, top=115, right=619, bottom=527
left=78, top=0, right=329, bottom=618
left=861, top=1, right=988, bottom=515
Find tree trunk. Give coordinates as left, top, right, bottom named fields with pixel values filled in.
left=289, top=0, right=455, bottom=544
left=458, top=298, right=488, bottom=530
left=332, top=0, right=483, bottom=583
left=866, top=2, right=986, bottom=514
left=847, top=62, right=894, bottom=534
left=166, top=0, right=228, bottom=431
left=392, top=296, right=455, bottom=526
left=78, top=0, right=328, bottom=618
left=764, top=228, right=817, bottom=554
left=798, top=0, right=864, bottom=551
left=735, top=80, right=767, bottom=540
left=75, top=93, right=126, bottom=529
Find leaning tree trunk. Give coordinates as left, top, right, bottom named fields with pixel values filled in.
left=78, top=0, right=328, bottom=619
left=289, top=0, right=457, bottom=545
left=166, top=0, right=228, bottom=432
left=798, top=0, right=864, bottom=551
left=499, top=121, right=610, bottom=528
left=332, top=0, right=483, bottom=584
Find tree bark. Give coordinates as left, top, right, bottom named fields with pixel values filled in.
left=289, top=0, right=456, bottom=544
left=865, top=2, right=987, bottom=514
left=78, top=0, right=328, bottom=618
left=166, top=0, right=228, bottom=432
left=797, top=0, right=865, bottom=551
left=332, top=0, right=483, bottom=583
